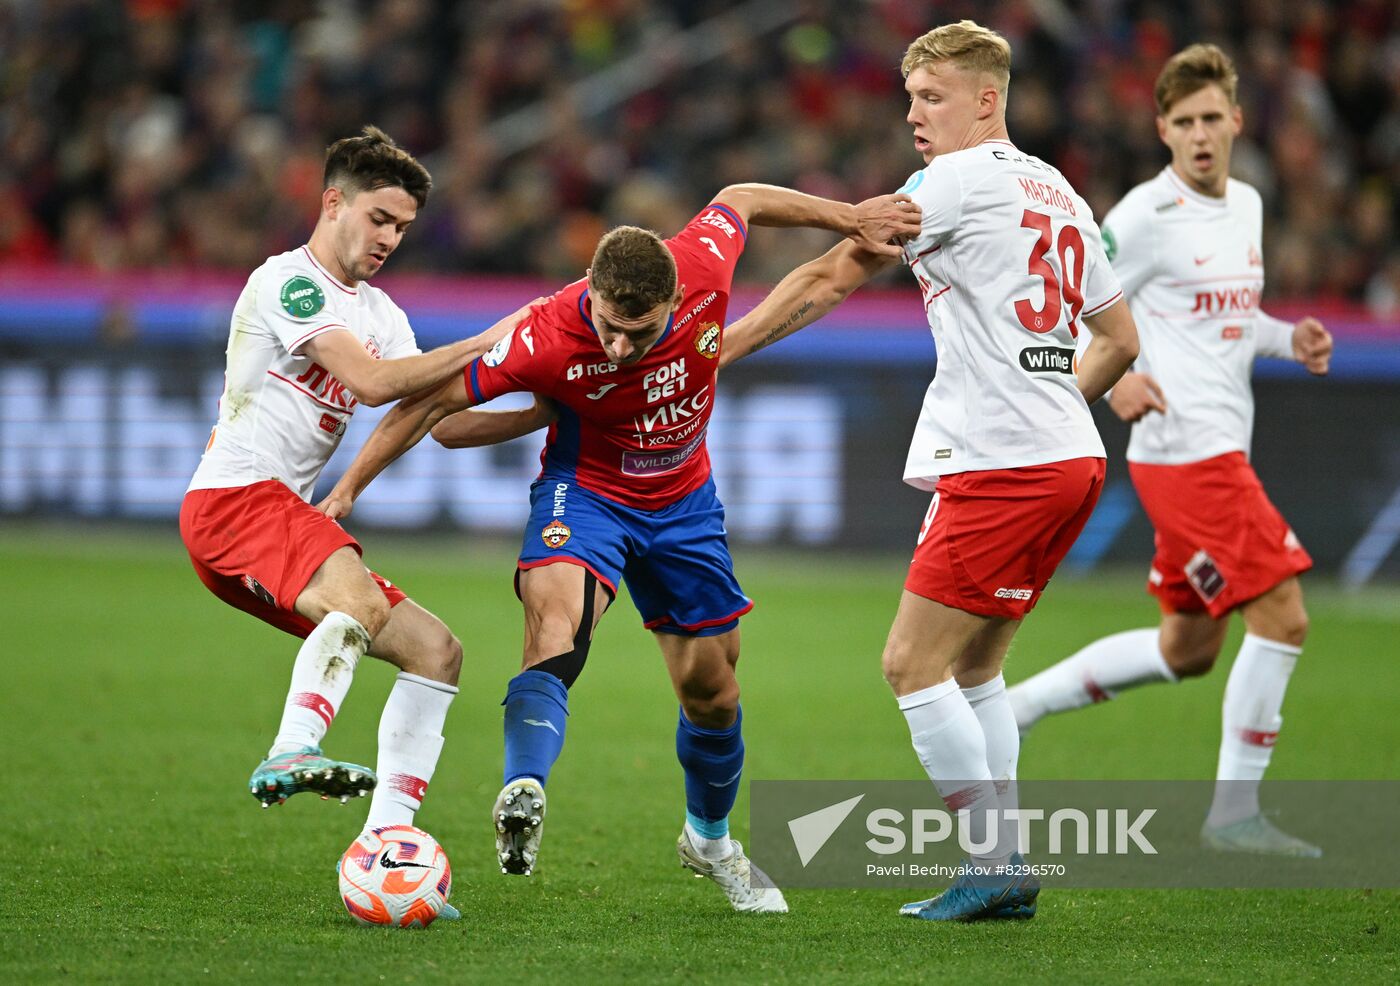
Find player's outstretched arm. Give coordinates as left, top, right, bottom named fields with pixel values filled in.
left=317, top=376, right=472, bottom=520
left=432, top=397, right=559, bottom=449
left=302, top=300, right=536, bottom=407
left=1077, top=298, right=1141, bottom=406
left=711, top=185, right=921, bottom=257
left=721, top=240, right=898, bottom=368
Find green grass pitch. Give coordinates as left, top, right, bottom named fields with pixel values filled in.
left=2, top=525, right=1396, bottom=983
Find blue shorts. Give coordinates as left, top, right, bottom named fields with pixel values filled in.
left=517, top=475, right=752, bottom=636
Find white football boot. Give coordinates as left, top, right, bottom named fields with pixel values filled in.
left=677, top=828, right=788, bottom=913
left=493, top=779, right=546, bottom=875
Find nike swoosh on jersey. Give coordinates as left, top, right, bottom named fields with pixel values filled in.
left=1194, top=255, right=1214, bottom=265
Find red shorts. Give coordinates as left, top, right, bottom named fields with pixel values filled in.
left=905, top=457, right=1106, bottom=619
left=179, top=479, right=406, bottom=639
left=1129, top=451, right=1312, bottom=618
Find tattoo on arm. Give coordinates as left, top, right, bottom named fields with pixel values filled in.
left=744, top=300, right=816, bottom=356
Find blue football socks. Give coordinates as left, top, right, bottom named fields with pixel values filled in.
left=676, top=704, right=744, bottom=836
left=502, top=670, right=569, bottom=785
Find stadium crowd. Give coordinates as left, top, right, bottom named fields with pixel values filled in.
left=2, top=0, right=1397, bottom=310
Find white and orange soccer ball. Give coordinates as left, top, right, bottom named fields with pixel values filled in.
left=338, top=825, right=452, bottom=927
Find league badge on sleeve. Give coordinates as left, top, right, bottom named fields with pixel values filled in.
left=483, top=329, right=514, bottom=367
left=694, top=321, right=720, bottom=359
left=541, top=521, right=572, bottom=549
left=280, top=276, right=326, bottom=319
left=1101, top=226, right=1118, bottom=261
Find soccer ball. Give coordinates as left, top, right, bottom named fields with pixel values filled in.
left=338, top=825, right=452, bottom=927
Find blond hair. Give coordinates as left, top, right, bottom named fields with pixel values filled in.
left=1155, top=43, right=1238, bottom=116
left=901, top=20, right=1011, bottom=95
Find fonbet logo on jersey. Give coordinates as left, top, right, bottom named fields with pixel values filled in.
left=280, top=276, right=326, bottom=319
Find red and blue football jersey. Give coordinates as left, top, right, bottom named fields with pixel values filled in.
left=464, top=203, right=748, bottom=510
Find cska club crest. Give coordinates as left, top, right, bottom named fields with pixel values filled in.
left=694, top=321, right=720, bottom=359
left=541, top=520, right=572, bottom=549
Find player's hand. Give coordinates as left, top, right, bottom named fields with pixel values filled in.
left=1107, top=372, right=1168, bottom=422
left=316, top=490, right=354, bottom=520
left=849, top=194, right=922, bottom=257
left=1292, top=317, right=1332, bottom=376
left=476, top=297, right=547, bottom=350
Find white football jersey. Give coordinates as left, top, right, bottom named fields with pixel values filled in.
left=1102, top=168, right=1290, bottom=465
left=188, top=246, right=420, bottom=500
left=899, top=141, right=1121, bottom=490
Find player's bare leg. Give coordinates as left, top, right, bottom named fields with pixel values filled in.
left=1204, top=577, right=1319, bottom=856
left=493, top=563, right=611, bottom=875
left=884, top=594, right=1038, bottom=921
left=1008, top=610, right=1227, bottom=734
left=659, top=629, right=786, bottom=913
left=250, top=547, right=388, bottom=808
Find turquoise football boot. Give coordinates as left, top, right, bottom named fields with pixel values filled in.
left=899, top=854, right=1039, bottom=922
left=249, top=745, right=376, bottom=807
left=1201, top=815, right=1322, bottom=858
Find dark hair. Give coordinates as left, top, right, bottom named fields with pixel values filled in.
left=589, top=226, right=677, bottom=317
left=322, top=125, right=432, bottom=209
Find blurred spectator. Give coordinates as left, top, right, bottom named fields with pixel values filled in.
left=0, top=0, right=1395, bottom=299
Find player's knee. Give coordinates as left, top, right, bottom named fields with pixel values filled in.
left=423, top=629, right=464, bottom=686
left=350, top=593, right=392, bottom=640
left=679, top=672, right=739, bottom=729
left=1272, top=604, right=1309, bottom=648
left=532, top=639, right=590, bottom=688
left=881, top=635, right=919, bottom=693
left=524, top=607, right=583, bottom=661
left=1162, top=639, right=1219, bottom=678
left=1244, top=594, right=1309, bottom=649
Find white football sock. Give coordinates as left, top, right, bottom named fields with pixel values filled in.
left=269, top=611, right=370, bottom=756
left=1206, top=634, right=1301, bottom=828
left=1008, top=628, right=1176, bottom=732
left=962, top=674, right=1023, bottom=854
left=962, top=674, right=1018, bottom=782
left=899, top=679, right=1012, bottom=866
left=366, top=672, right=458, bottom=828
left=684, top=822, right=733, bottom=861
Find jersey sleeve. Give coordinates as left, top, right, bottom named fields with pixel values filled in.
left=256, top=263, right=351, bottom=356
left=1099, top=194, right=1157, bottom=298
left=1079, top=216, right=1125, bottom=317
left=464, top=303, right=558, bottom=406
left=380, top=300, right=422, bottom=359
left=1254, top=312, right=1295, bottom=359
left=899, top=158, right=962, bottom=256
left=666, top=203, right=748, bottom=288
